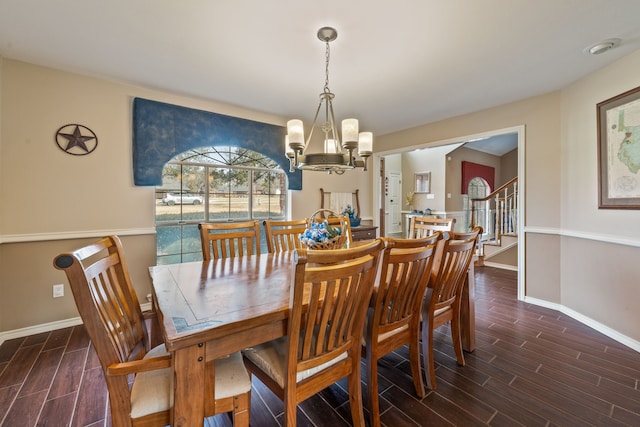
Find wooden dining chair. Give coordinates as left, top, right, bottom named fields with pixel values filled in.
left=263, top=218, right=307, bottom=253
left=362, top=233, right=441, bottom=427
left=242, top=239, right=384, bottom=427
left=198, top=220, right=261, bottom=260
left=408, top=216, right=455, bottom=238
left=449, top=227, right=484, bottom=243
left=53, top=235, right=252, bottom=427
left=422, top=226, right=481, bottom=390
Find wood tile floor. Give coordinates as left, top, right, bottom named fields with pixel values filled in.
left=1, top=266, right=639, bottom=426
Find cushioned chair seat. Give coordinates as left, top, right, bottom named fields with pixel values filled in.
left=361, top=318, right=409, bottom=346
left=131, top=347, right=251, bottom=419
left=130, top=345, right=172, bottom=419
left=243, top=337, right=348, bottom=388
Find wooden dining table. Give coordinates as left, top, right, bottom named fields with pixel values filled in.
left=149, top=249, right=476, bottom=427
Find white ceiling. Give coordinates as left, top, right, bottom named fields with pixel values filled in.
left=1, top=0, right=640, bottom=139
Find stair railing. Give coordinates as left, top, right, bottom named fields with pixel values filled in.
left=470, top=177, right=518, bottom=246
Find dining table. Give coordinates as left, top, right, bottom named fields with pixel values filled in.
left=149, top=249, right=476, bottom=427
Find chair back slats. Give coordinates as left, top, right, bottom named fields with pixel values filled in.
left=429, top=229, right=479, bottom=311
left=263, top=219, right=307, bottom=253
left=95, top=267, right=142, bottom=362
left=374, top=234, right=440, bottom=334
left=408, top=216, right=455, bottom=238
left=290, top=240, right=383, bottom=373
left=199, top=221, right=261, bottom=260
left=54, top=236, right=148, bottom=369
left=432, top=242, right=474, bottom=309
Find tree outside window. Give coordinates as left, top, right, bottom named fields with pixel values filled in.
left=155, top=146, right=287, bottom=264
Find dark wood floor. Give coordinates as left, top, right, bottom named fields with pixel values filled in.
left=1, top=266, right=639, bottom=426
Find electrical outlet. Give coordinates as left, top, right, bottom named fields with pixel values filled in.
left=53, top=284, right=64, bottom=298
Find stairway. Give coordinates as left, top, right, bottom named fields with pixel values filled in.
left=477, top=233, right=518, bottom=270
left=471, top=177, right=518, bottom=271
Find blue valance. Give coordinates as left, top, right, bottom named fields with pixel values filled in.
left=132, top=97, right=301, bottom=190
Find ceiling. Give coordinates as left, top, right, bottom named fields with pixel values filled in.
left=1, top=0, right=640, bottom=140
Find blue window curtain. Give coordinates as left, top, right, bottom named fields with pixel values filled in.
left=132, top=97, right=302, bottom=190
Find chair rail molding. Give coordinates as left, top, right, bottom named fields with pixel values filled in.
left=524, top=226, right=640, bottom=248
left=0, top=227, right=157, bottom=244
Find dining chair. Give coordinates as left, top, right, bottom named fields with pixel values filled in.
left=198, top=220, right=261, bottom=260
left=408, top=216, right=455, bottom=238
left=449, top=227, right=484, bottom=243
left=242, top=239, right=384, bottom=427
left=422, top=226, right=481, bottom=390
left=362, top=233, right=441, bottom=427
left=263, top=218, right=307, bottom=253
left=53, top=235, right=252, bottom=427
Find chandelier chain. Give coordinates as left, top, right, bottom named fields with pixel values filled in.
left=324, top=40, right=331, bottom=94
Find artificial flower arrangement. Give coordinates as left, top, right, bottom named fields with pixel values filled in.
left=406, top=191, right=415, bottom=207
left=342, top=204, right=361, bottom=227
left=342, top=204, right=356, bottom=218
left=299, top=209, right=349, bottom=249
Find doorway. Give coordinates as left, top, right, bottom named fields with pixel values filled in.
left=373, top=125, right=525, bottom=300
left=386, top=171, right=402, bottom=235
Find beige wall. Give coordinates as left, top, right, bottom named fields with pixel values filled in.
left=399, top=145, right=454, bottom=212
left=558, top=50, right=640, bottom=338
left=501, top=148, right=518, bottom=183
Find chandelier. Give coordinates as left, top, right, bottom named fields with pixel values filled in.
left=285, top=27, right=373, bottom=173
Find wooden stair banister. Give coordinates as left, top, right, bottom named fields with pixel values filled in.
left=470, top=176, right=518, bottom=248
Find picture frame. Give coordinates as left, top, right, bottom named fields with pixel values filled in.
left=597, top=85, right=640, bottom=209
left=414, top=171, right=431, bottom=193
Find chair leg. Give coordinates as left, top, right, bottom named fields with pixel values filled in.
left=284, top=387, right=297, bottom=427
left=348, top=359, right=366, bottom=427
left=231, top=391, right=251, bottom=427
left=364, top=346, right=381, bottom=427
left=421, top=317, right=437, bottom=390
left=450, top=305, right=466, bottom=367
left=408, top=329, right=426, bottom=398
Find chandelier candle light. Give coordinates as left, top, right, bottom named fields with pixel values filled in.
left=285, top=27, right=373, bottom=173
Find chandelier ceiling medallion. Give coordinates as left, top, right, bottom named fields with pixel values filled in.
left=285, top=27, right=372, bottom=174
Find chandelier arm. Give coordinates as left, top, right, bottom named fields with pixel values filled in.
left=326, top=99, right=340, bottom=146
left=302, top=99, right=324, bottom=155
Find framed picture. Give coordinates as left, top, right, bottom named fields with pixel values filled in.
left=414, top=171, right=431, bottom=193
left=597, top=85, right=640, bottom=209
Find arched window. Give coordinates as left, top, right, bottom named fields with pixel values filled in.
left=155, top=146, right=287, bottom=264
left=463, top=177, right=490, bottom=231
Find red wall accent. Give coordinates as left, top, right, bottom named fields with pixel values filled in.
left=461, top=161, right=495, bottom=194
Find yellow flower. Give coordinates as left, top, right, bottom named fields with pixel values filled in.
left=406, top=191, right=414, bottom=206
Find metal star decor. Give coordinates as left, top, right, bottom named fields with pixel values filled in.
left=55, top=124, right=98, bottom=155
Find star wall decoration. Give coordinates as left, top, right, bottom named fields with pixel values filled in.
left=55, top=124, right=98, bottom=155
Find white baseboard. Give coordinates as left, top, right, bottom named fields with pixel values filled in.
left=482, top=261, right=518, bottom=271
left=0, top=302, right=152, bottom=346
left=524, top=296, right=640, bottom=353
